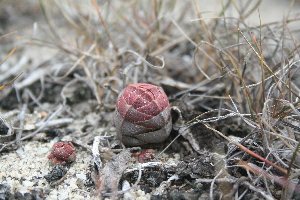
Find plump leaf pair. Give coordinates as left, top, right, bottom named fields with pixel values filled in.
left=114, top=83, right=172, bottom=146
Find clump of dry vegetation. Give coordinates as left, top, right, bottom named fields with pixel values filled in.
left=1, top=0, right=300, bottom=199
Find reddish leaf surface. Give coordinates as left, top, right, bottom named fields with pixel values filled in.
left=114, top=83, right=172, bottom=146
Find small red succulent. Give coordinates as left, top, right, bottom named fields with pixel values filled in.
left=133, top=149, right=155, bottom=163
left=114, top=83, right=172, bottom=146
left=48, top=142, right=76, bottom=165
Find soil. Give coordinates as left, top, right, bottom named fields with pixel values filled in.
left=1, top=1, right=300, bottom=200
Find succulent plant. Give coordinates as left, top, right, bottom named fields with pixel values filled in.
left=47, top=142, right=76, bottom=165
left=114, top=83, right=172, bottom=146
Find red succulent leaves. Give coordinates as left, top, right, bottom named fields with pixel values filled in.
left=133, top=149, right=155, bottom=163
left=116, top=83, right=169, bottom=123
left=114, top=83, right=172, bottom=146
left=48, top=142, right=76, bottom=165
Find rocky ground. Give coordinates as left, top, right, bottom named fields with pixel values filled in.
left=1, top=1, right=300, bottom=200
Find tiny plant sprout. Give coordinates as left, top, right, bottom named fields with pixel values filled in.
left=133, top=149, right=155, bottom=163
left=114, top=83, right=172, bottom=146
left=48, top=142, right=76, bottom=165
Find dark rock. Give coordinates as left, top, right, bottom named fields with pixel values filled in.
left=0, top=184, right=11, bottom=200
left=44, top=164, right=67, bottom=182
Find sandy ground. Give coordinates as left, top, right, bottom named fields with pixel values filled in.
left=1, top=1, right=300, bottom=200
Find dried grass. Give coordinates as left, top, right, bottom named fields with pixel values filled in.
left=1, top=0, right=300, bottom=199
